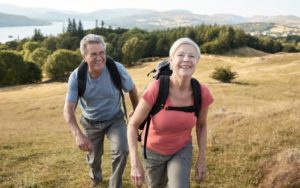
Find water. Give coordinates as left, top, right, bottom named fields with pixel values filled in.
left=0, top=21, right=97, bottom=43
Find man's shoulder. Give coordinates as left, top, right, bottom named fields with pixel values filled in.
left=68, top=67, right=79, bottom=83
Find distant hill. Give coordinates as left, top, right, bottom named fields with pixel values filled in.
left=1, top=2, right=300, bottom=34
left=107, top=10, right=247, bottom=29
left=247, top=15, right=300, bottom=27
left=234, top=22, right=300, bottom=37
left=0, top=3, right=80, bottom=20
left=0, top=12, right=51, bottom=27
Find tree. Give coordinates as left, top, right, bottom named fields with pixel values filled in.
left=56, top=33, right=80, bottom=50
left=24, top=61, right=42, bottom=83
left=95, top=20, right=99, bottom=28
left=72, top=18, right=77, bottom=34
left=42, top=36, right=57, bottom=52
left=77, top=20, right=84, bottom=39
left=28, top=48, right=51, bottom=67
left=67, top=18, right=72, bottom=33
left=32, top=28, right=44, bottom=41
left=121, top=37, right=146, bottom=66
left=43, top=49, right=81, bottom=80
left=101, top=20, right=105, bottom=28
left=0, top=50, right=41, bottom=85
left=22, top=41, right=41, bottom=61
left=154, top=35, right=169, bottom=57
left=5, top=41, right=18, bottom=50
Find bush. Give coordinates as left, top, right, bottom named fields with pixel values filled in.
left=211, top=66, right=237, bottom=83
left=0, top=50, right=41, bottom=85
left=0, top=50, right=27, bottom=85
left=24, top=61, right=42, bottom=83
left=43, top=49, right=81, bottom=80
left=29, top=47, right=51, bottom=67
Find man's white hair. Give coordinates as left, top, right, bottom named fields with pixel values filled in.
left=80, top=34, right=106, bottom=55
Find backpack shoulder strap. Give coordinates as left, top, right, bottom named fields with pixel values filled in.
left=106, top=56, right=122, bottom=90
left=191, top=78, right=202, bottom=118
left=105, top=56, right=128, bottom=120
left=151, top=75, right=169, bottom=115
left=77, top=60, right=88, bottom=97
left=141, top=75, right=169, bottom=159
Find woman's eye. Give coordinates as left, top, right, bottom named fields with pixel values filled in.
left=177, top=54, right=184, bottom=57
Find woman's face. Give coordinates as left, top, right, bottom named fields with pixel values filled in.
left=170, top=44, right=198, bottom=78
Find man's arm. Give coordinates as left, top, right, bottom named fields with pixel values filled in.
left=63, top=100, right=93, bottom=152
left=129, top=84, right=139, bottom=113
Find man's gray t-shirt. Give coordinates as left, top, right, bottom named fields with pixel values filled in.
left=67, top=61, right=134, bottom=121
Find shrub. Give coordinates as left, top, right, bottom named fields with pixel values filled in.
left=43, top=49, right=81, bottom=80
left=211, top=66, right=237, bottom=83
left=0, top=50, right=41, bottom=85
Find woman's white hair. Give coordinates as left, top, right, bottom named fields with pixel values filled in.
left=169, top=37, right=201, bottom=60
left=80, top=34, right=106, bottom=55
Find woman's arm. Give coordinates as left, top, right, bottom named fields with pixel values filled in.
left=127, top=98, right=152, bottom=187
left=195, top=108, right=208, bottom=182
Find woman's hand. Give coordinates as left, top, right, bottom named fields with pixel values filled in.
left=130, top=158, right=145, bottom=187
left=194, top=156, right=206, bottom=183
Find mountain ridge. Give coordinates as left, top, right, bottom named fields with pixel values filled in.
left=0, top=2, right=299, bottom=30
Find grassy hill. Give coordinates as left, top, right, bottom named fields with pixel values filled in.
left=234, top=22, right=300, bottom=37
left=0, top=12, right=51, bottom=27
left=0, top=52, right=299, bottom=187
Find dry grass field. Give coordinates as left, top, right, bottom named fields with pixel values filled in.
left=1, top=51, right=300, bottom=188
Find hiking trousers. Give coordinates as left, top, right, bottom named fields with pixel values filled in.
left=80, top=114, right=128, bottom=188
left=142, top=141, right=193, bottom=188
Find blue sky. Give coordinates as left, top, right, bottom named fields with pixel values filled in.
left=0, top=0, right=299, bottom=17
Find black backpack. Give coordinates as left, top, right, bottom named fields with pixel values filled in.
left=76, top=56, right=127, bottom=120
left=138, top=61, right=202, bottom=158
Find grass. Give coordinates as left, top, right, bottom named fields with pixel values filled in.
left=1, top=52, right=300, bottom=187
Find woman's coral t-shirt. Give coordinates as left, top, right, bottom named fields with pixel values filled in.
left=141, top=80, right=213, bottom=155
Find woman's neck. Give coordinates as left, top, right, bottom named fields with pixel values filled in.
left=170, top=75, right=191, bottom=91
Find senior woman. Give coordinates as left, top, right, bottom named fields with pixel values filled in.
left=127, top=37, right=214, bottom=188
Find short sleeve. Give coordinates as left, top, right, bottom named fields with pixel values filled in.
left=200, top=84, right=214, bottom=111
left=66, top=69, right=79, bottom=103
left=142, top=80, right=160, bottom=106
left=115, top=62, right=134, bottom=92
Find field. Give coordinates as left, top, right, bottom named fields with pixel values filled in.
left=1, top=51, right=300, bottom=187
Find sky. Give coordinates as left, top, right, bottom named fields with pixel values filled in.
left=0, top=0, right=299, bottom=17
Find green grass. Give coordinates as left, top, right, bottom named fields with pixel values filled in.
left=1, top=52, right=300, bottom=187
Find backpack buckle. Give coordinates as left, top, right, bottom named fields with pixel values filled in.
left=163, top=105, right=169, bottom=110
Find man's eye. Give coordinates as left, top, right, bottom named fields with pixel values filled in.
left=177, top=54, right=184, bottom=57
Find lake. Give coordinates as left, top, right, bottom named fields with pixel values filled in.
left=0, top=21, right=96, bottom=43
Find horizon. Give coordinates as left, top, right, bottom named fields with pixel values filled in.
left=0, top=0, right=299, bottom=17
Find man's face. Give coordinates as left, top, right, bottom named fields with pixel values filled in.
left=83, top=43, right=106, bottom=75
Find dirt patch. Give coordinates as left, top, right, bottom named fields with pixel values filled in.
left=255, top=148, right=300, bottom=188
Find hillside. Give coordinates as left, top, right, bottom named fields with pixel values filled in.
left=234, top=22, right=300, bottom=37
left=0, top=53, right=299, bottom=187
left=0, top=12, right=51, bottom=27
left=1, top=2, right=300, bottom=32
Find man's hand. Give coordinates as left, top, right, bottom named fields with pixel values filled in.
left=75, top=133, right=93, bottom=152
